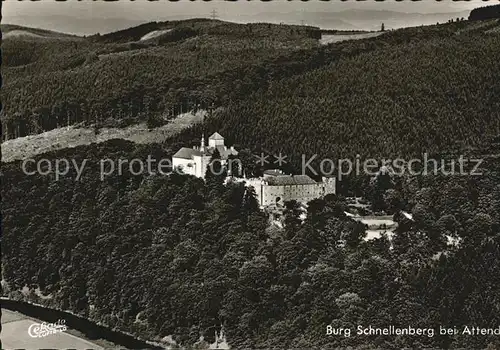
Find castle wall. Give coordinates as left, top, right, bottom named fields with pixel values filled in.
left=192, top=155, right=204, bottom=178
left=245, top=179, right=264, bottom=206
left=282, top=183, right=324, bottom=204
left=245, top=177, right=336, bottom=208
left=173, top=155, right=215, bottom=178
left=209, top=139, right=225, bottom=148
left=172, top=158, right=196, bottom=177
left=262, top=184, right=285, bottom=206
left=322, top=178, right=336, bottom=197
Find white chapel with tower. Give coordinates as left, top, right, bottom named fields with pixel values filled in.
left=172, top=132, right=238, bottom=179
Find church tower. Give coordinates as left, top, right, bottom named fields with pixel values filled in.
left=200, top=134, right=206, bottom=153
left=208, top=132, right=225, bottom=148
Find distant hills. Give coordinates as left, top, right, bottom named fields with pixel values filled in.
left=2, top=6, right=500, bottom=350
left=1, top=19, right=323, bottom=141
left=3, top=12, right=500, bottom=162
left=2, top=15, right=147, bottom=36
left=4, top=9, right=472, bottom=35
left=1, top=24, right=80, bottom=40
left=245, top=9, right=471, bottom=31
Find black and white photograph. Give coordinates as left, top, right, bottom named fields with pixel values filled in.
left=1, top=0, right=500, bottom=348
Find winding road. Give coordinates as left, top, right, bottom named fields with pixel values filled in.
left=1, top=309, right=104, bottom=349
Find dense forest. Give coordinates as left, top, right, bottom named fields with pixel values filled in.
left=174, top=23, right=500, bottom=164
left=469, top=4, right=500, bottom=21
left=2, top=19, right=321, bottom=139
left=2, top=10, right=500, bottom=349
left=2, top=138, right=500, bottom=349
left=4, top=18, right=499, bottom=147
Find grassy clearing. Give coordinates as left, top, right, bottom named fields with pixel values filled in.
left=319, top=32, right=384, bottom=45
left=1, top=111, right=204, bottom=163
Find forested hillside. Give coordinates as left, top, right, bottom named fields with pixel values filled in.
left=2, top=19, right=320, bottom=139
left=469, top=4, right=500, bottom=21
left=1, top=24, right=79, bottom=39
left=175, top=22, right=500, bottom=164
left=2, top=139, right=499, bottom=349
left=4, top=18, right=500, bottom=150
left=3, top=13, right=500, bottom=349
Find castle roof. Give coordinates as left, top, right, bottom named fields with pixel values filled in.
left=263, top=169, right=284, bottom=176
left=209, top=132, right=224, bottom=140
left=266, top=175, right=318, bottom=186
left=215, top=145, right=238, bottom=159
left=173, top=145, right=238, bottom=160
left=173, top=147, right=202, bottom=159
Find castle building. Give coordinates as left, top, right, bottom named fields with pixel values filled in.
left=245, top=169, right=336, bottom=208
left=172, top=132, right=336, bottom=207
left=172, top=132, right=238, bottom=179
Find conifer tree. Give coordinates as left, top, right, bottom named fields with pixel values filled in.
left=205, top=148, right=227, bottom=197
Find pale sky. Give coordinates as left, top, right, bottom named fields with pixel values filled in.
left=2, top=0, right=493, bottom=34
left=3, top=0, right=487, bottom=19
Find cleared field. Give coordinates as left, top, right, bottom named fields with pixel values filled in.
left=1, top=309, right=104, bottom=350
left=3, top=30, right=45, bottom=39
left=486, top=26, right=500, bottom=34
left=1, top=111, right=204, bottom=162
left=1, top=25, right=81, bottom=41
left=319, top=32, right=383, bottom=45
left=140, top=28, right=173, bottom=41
